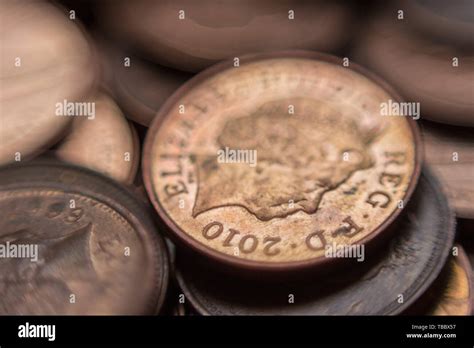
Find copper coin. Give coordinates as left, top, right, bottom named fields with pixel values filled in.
left=55, top=93, right=140, bottom=184
left=99, top=0, right=355, bottom=72
left=0, top=161, right=169, bottom=314
left=422, top=245, right=473, bottom=315
left=175, top=168, right=455, bottom=315
left=422, top=121, right=474, bottom=218
left=143, top=51, right=422, bottom=273
left=0, top=0, right=96, bottom=165
left=354, top=11, right=474, bottom=127
left=109, top=50, right=191, bottom=127
left=400, top=0, right=474, bottom=47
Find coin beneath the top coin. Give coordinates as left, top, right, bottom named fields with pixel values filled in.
left=175, top=169, right=455, bottom=315
left=144, top=52, right=422, bottom=273
left=0, top=161, right=169, bottom=314
left=423, top=245, right=473, bottom=316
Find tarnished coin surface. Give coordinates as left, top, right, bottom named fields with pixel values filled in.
left=175, top=169, right=455, bottom=315
left=144, top=52, right=421, bottom=272
left=0, top=161, right=169, bottom=315
left=424, top=245, right=473, bottom=315
left=55, top=93, right=140, bottom=184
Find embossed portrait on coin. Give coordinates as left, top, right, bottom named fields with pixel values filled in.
left=0, top=222, right=100, bottom=314
left=193, top=99, right=383, bottom=221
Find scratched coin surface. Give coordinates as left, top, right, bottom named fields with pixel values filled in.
left=144, top=52, right=421, bottom=271
left=0, top=162, right=169, bottom=315
left=175, top=169, right=455, bottom=315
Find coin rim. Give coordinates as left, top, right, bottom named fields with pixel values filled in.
left=457, top=244, right=474, bottom=315
left=143, top=50, right=423, bottom=272
left=175, top=168, right=456, bottom=315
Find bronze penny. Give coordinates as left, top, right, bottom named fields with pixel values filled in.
left=55, top=93, right=140, bottom=184
left=400, top=0, right=474, bottom=47
left=0, top=161, right=169, bottom=314
left=422, top=121, right=474, bottom=219
left=175, top=168, right=455, bottom=315
left=143, top=51, right=422, bottom=273
left=423, top=245, right=473, bottom=315
left=99, top=0, right=355, bottom=72
left=354, top=11, right=474, bottom=127
left=0, top=0, right=96, bottom=165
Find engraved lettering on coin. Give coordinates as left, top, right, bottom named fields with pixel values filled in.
left=145, top=55, right=420, bottom=266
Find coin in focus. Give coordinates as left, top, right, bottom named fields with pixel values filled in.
left=144, top=52, right=422, bottom=272
left=0, top=162, right=169, bottom=314
left=54, top=93, right=140, bottom=184
left=175, top=169, right=454, bottom=314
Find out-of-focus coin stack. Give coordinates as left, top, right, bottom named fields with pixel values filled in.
left=0, top=0, right=472, bottom=315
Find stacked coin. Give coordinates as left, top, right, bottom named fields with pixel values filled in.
left=353, top=0, right=474, bottom=127
left=98, top=0, right=357, bottom=72
left=140, top=50, right=466, bottom=315
left=0, top=0, right=171, bottom=315
left=1, top=0, right=471, bottom=316
left=421, top=121, right=474, bottom=219
left=0, top=0, right=96, bottom=165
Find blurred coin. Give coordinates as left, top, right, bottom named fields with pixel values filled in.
left=109, top=50, right=191, bottom=127
left=354, top=13, right=474, bottom=126
left=0, top=161, right=169, bottom=314
left=144, top=52, right=422, bottom=274
left=99, top=0, right=355, bottom=72
left=400, top=0, right=474, bottom=47
left=0, top=0, right=96, bottom=165
left=55, top=93, right=140, bottom=184
left=175, top=169, right=455, bottom=315
left=422, top=121, right=474, bottom=218
left=423, top=245, right=473, bottom=315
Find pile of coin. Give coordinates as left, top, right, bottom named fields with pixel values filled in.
left=0, top=0, right=472, bottom=315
